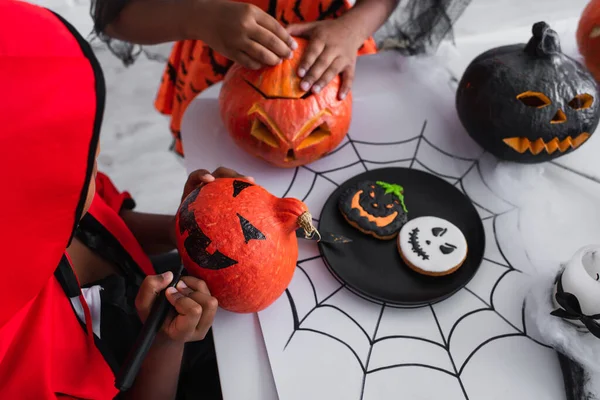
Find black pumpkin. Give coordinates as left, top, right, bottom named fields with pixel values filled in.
left=456, top=21, right=600, bottom=163
left=338, top=180, right=408, bottom=239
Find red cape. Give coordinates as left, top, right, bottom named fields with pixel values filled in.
left=0, top=2, right=152, bottom=398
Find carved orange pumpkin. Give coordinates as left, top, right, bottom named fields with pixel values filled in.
left=218, top=37, right=352, bottom=168
left=577, top=0, right=600, bottom=82
left=175, top=178, right=316, bottom=313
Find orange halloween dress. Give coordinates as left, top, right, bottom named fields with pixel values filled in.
left=153, top=0, right=377, bottom=156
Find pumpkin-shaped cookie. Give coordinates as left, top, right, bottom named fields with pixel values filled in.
left=339, top=180, right=408, bottom=240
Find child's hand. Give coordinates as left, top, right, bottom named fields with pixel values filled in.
left=201, top=1, right=297, bottom=69
left=287, top=20, right=364, bottom=100
left=180, top=167, right=254, bottom=202
left=136, top=272, right=218, bottom=343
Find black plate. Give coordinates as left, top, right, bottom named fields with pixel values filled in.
left=318, top=167, right=485, bottom=307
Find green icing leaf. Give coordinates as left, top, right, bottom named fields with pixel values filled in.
left=375, top=181, right=408, bottom=213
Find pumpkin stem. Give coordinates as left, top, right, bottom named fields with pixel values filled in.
left=524, top=21, right=561, bottom=58
left=297, top=211, right=321, bottom=242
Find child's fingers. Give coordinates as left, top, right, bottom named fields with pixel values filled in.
left=185, top=291, right=218, bottom=338
left=339, top=66, right=355, bottom=100
left=177, top=278, right=218, bottom=339
left=251, top=25, right=294, bottom=60
left=195, top=296, right=218, bottom=338
left=244, top=40, right=281, bottom=66
left=135, top=271, right=174, bottom=321
left=182, top=169, right=214, bottom=201
left=298, top=41, right=325, bottom=84
left=312, top=56, right=345, bottom=94
left=211, top=166, right=245, bottom=179
left=176, top=279, right=194, bottom=296
left=257, top=13, right=297, bottom=53
left=212, top=167, right=254, bottom=182
left=286, top=22, right=315, bottom=37
left=180, top=276, right=211, bottom=295
left=190, top=170, right=215, bottom=185
left=234, top=52, right=262, bottom=70
left=166, top=287, right=203, bottom=332
left=301, top=49, right=334, bottom=92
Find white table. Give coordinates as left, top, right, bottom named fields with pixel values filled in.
left=181, top=24, right=600, bottom=398
left=181, top=81, right=280, bottom=400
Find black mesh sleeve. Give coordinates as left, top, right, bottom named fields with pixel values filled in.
left=374, top=0, right=472, bottom=55
left=89, top=0, right=143, bottom=66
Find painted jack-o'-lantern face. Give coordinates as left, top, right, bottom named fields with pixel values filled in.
left=176, top=178, right=310, bottom=313
left=218, top=37, right=352, bottom=168
left=339, top=180, right=408, bottom=239
left=456, top=22, right=600, bottom=163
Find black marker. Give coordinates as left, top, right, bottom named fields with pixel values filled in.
left=115, top=264, right=184, bottom=392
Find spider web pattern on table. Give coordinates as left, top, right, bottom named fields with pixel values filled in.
left=262, top=120, right=560, bottom=400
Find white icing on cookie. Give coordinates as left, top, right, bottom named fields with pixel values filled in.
left=398, top=216, right=467, bottom=273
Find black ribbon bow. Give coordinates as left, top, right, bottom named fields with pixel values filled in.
left=551, top=272, right=600, bottom=339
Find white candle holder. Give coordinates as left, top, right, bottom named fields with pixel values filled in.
left=552, top=245, right=600, bottom=337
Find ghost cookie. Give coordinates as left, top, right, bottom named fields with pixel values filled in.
left=397, top=216, right=467, bottom=276
left=339, top=180, right=408, bottom=240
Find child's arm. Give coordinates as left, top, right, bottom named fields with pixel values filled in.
left=125, top=273, right=218, bottom=399
left=287, top=0, right=399, bottom=99
left=95, top=0, right=296, bottom=69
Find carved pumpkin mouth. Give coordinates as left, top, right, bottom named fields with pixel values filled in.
left=351, top=190, right=398, bottom=227
left=247, top=103, right=333, bottom=161
left=503, top=133, right=590, bottom=155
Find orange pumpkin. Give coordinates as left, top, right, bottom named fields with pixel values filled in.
left=175, top=178, right=315, bottom=313
left=577, top=0, right=600, bottom=81
left=218, top=37, right=352, bottom=168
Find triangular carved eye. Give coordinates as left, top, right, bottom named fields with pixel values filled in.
left=568, top=93, right=594, bottom=110
left=250, top=120, right=279, bottom=148
left=232, top=180, right=253, bottom=198
left=516, top=91, right=551, bottom=108
left=297, top=123, right=330, bottom=150
left=237, top=213, right=266, bottom=243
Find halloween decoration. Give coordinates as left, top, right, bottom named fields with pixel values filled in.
left=456, top=21, right=600, bottom=163
left=526, top=245, right=600, bottom=400
left=218, top=37, right=352, bottom=168
left=397, top=216, right=467, bottom=276
left=577, top=0, right=600, bottom=83
left=338, top=180, right=408, bottom=240
left=175, top=178, right=318, bottom=313
left=551, top=245, right=600, bottom=337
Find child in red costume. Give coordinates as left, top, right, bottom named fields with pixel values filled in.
left=0, top=1, right=245, bottom=398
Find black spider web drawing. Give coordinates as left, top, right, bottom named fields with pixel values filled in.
left=269, top=118, right=584, bottom=400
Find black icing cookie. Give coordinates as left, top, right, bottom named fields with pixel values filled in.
left=338, top=180, right=408, bottom=240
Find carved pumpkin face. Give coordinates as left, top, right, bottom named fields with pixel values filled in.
left=218, top=37, right=352, bottom=168
left=339, top=180, right=408, bottom=239
left=457, top=22, right=600, bottom=163
left=175, top=178, right=309, bottom=313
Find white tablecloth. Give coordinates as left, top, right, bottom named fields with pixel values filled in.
left=181, top=26, right=600, bottom=398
